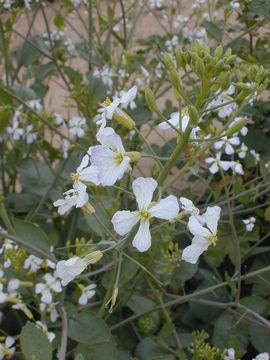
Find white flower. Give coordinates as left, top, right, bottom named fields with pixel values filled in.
left=0, top=336, right=15, bottom=359
left=208, top=85, right=237, bottom=119
left=230, top=161, right=244, bottom=175
left=250, top=149, right=260, bottom=162
left=253, top=353, right=269, bottom=360
left=40, top=302, right=59, bottom=323
left=112, top=177, right=179, bottom=252
left=90, top=127, right=130, bottom=186
left=68, top=116, right=86, bottom=138
left=35, top=273, right=62, bottom=304
left=53, top=181, right=88, bottom=215
left=231, top=1, right=240, bottom=10
left=24, top=255, right=43, bottom=272
left=93, top=65, right=114, bottom=89
left=54, top=113, right=63, bottom=125
left=205, top=152, right=232, bottom=174
left=6, top=115, right=24, bottom=141
left=149, top=0, right=164, bottom=8
left=214, top=136, right=240, bottom=155
left=119, top=86, right=137, bottom=110
left=35, top=321, right=55, bottom=343
left=180, top=197, right=199, bottom=215
left=56, top=257, right=89, bottom=286
left=182, top=206, right=221, bottom=264
left=25, top=124, right=37, bottom=144
left=26, top=99, right=42, bottom=111
left=159, top=111, right=189, bottom=131
left=71, top=154, right=100, bottom=186
left=165, top=35, right=178, bottom=52
left=242, top=217, right=256, bottom=232
left=7, top=279, right=20, bottom=293
left=224, top=348, right=236, bottom=360
left=78, top=284, right=97, bottom=305
left=173, top=15, right=188, bottom=28
left=238, top=143, right=248, bottom=159
left=95, top=98, right=120, bottom=130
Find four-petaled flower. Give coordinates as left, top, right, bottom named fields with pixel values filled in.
left=35, top=273, right=62, bottom=304
left=182, top=206, right=221, bottom=264
left=112, top=177, right=179, bottom=252
left=205, top=152, right=232, bottom=174
left=53, top=181, right=88, bottom=215
left=119, top=86, right=137, bottom=109
left=78, top=284, right=97, bottom=305
left=90, top=127, right=130, bottom=186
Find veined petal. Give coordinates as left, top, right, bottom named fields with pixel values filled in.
left=91, top=146, right=129, bottom=185
left=203, top=206, right=221, bottom=235
left=79, top=165, right=100, bottom=184
left=132, top=220, right=151, bottom=252
left=182, top=235, right=209, bottom=264
left=74, top=181, right=88, bottom=208
left=112, top=210, right=139, bottom=235
left=77, top=154, right=90, bottom=172
left=96, top=127, right=125, bottom=153
left=209, top=162, right=219, bottom=174
left=188, top=215, right=210, bottom=238
left=149, top=195, right=179, bottom=220
left=132, top=177, right=157, bottom=210
left=158, top=112, right=180, bottom=130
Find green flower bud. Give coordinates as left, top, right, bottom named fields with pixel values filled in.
left=145, top=86, right=158, bottom=113
left=163, top=52, right=175, bottom=71
left=170, top=68, right=182, bottom=94
left=125, top=151, right=141, bottom=163
left=188, top=105, right=199, bottom=125
left=225, top=118, right=248, bottom=137
left=214, top=45, right=223, bottom=59
left=175, top=49, right=186, bottom=67
left=113, top=108, right=135, bottom=130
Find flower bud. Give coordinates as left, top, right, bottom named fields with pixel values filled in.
left=145, top=86, right=158, bottom=113
left=214, top=45, right=223, bottom=59
left=82, top=202, right=95, bottom=214
left=163, top=52, right=175, bottom=71
left=175, top=49, right=186, bottom=67
left=125, top=151, right=141, bottom=163
left=84, top=250, right=103, bottom=264
left=103, top=98, right=135, bottom=130
left=225, top=118, right=248, bottom=137
left=188, top=105, right=199, bottom=125
left=170, top=68, right=182, bottom=94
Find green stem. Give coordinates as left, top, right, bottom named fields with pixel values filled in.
left=0, top=197, right=15, bottom=234
left=157, top=127, right=192, bottom=186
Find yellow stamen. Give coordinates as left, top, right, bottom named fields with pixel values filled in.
left=207, top=234, right=217, bottom=246
left=70, top=172, right=79, bottom=181
left=139, top=209, right=150, bottom=220
left=114, top=153, right=124, bottom=164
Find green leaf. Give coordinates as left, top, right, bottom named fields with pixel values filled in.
left=213, top=312, right=249, bottom=354
left=75, top=338, right=117, bottom=360
left=16, top=35, right=49, bottom=67
left=21, top=321, right=52, bottom=360
left=68, top=310, right=111, bottom=345
left=135, top=338, right=175, bottom=360
left=249, top=323, right=270, bottom=353
left=240, top=295, right=268, bottom=315
left=10, top=84, right=37, bottom=101
left=14, top=219, right=53, bottom=258
left=203, top=21, right=222, bottom=42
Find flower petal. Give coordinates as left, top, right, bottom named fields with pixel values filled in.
left=182, top=236, right=209, bottom=264
left=203, top=206, right=221, bottom=235
left=188, top=215, right=210, bottom=238
left=78, top=165, right=100, bottom=184
left=96, top=127, right=125, bottom=153
left=112, top=210, right=139, bottom=235
left=132, top=177, right=157, bottom=210
left=132, top=220, right=151, bottom=252
left=149, top=195, right=179, bottom=220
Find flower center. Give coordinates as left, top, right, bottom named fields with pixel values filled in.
left=70, top=172, right=79, bottom=181
left=114, top=153, right=124, bottom=164
left=207, top=234, right=217, bottom=246
left=139, top=209, right=150, bottom=220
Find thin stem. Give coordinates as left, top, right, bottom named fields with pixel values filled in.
left=57, top=306, right=68, bottom=360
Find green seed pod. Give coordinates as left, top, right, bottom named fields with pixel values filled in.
left=170, top=68, right=182, bottom=94
left=145, top=86, right=158, bottom=113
